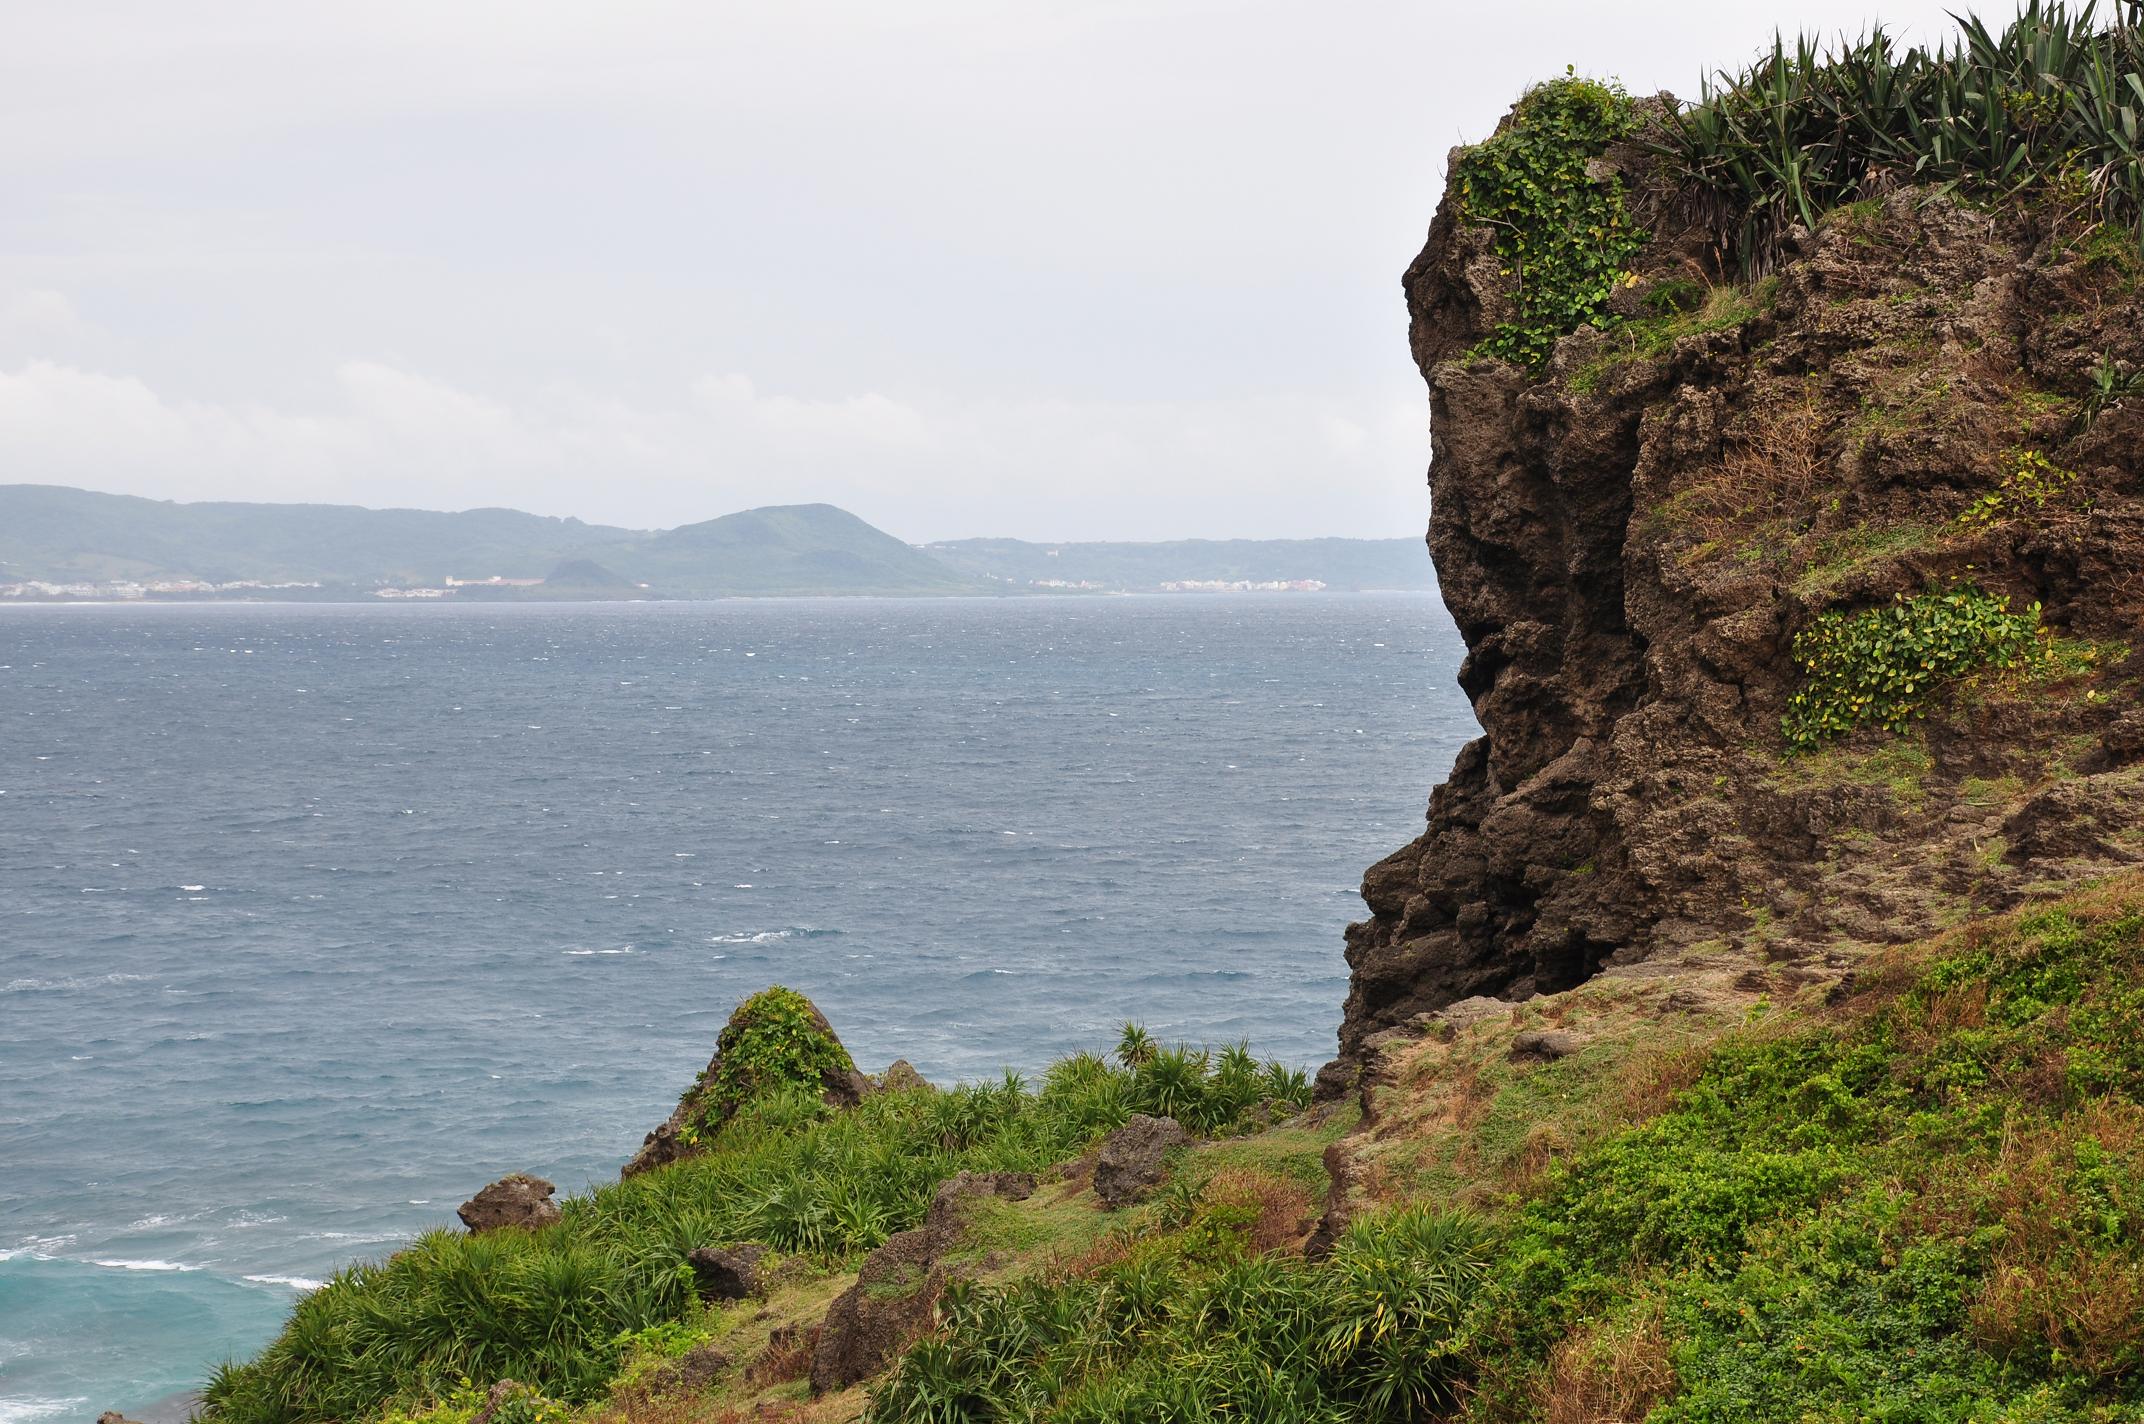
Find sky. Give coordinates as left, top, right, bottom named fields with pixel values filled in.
left=2, top=0, right=1975, bottom=541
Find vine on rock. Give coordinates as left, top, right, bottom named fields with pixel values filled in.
left=1455, top=72, right=1647, bottom=367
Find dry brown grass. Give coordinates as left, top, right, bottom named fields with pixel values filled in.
left=1948, top=1104, right=2144, bottom=1382
left=745, top=1323, right=818, bottom=1389
left=1666, top=393, right=1832, bottom=546
left=1200, top=1165, right=1318, bottom=1255
left=1535, top=1303, right=1677, bottom=1424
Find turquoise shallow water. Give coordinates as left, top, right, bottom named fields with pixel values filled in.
left=0, top=593, right=1472, bottom=1417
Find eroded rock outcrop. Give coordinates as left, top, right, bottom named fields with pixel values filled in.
left=1327, top=108, right=2144, bottom=1092
left=625, top=988, right=870, bottom=1177
left=457, top=1174, right=562, bottom=1233
left=1091, top=1114, right=1189, bottom=1209
left=808, top=1170, right=1036, bottom=1394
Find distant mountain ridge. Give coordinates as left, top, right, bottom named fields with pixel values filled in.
left=0, top=485, right=1431, bottom=599
left=0, top=487, right=976, bottom=598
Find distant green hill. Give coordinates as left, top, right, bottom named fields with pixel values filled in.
left=631, top=504, right=977, bottom=597
left=0, top=487, right=979, bottom=597
left=0, top=484, right=642, bottom=586
left=0, top=485, right=1431, bottom=599
left=923, top=535, right=1433, bottom=591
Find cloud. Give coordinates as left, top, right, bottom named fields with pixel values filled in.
left=0, top=352, right=1428, bottom=539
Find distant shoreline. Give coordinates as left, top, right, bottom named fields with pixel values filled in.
left=0, top=587, right=1439, bottom=608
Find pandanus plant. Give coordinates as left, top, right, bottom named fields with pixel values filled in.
left=1660, top=2, right=2144, bottom=275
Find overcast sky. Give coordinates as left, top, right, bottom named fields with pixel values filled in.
left=2, top=1, right=1972, bottom=540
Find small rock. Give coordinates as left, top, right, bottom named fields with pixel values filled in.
left=877, top=1059, right=934, bottom=1093
left=457, top=1174, right=561, bottom=1234
left=1092, top=1114, right=1189, bottom=1209
left=644, top=1342, right=731, bottom=1395
left=686, top=1244, right=768, bottom=1301
left=923, top=1170, right=1034, bottom=1243
left=98, top=1414, right=144, bottom=1424
left=469, top=1382, right=528, bottom=1424
left=1508, top=1029, right=1580, bottom=1063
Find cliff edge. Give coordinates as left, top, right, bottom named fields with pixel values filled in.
left=1329, top=77, right=2144, bottom=1090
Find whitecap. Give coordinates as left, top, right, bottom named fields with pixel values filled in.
left=87, top=1257, right=198, bottom=1272
left=243, top=1272, right=326, bottom=1291
left=0, top=1396, right=92, bottom=1424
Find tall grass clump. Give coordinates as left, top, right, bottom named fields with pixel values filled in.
left=200, top=1022, right=1309, bottom=1424
left=1665, top=2, right=2144, bottom=274
left=869, top=1204, right=1494, bottom=1423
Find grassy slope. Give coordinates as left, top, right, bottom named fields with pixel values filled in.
left=855, top=873, right=2144, bottom=1423
left=210, top=871, right=2144, bottom=1424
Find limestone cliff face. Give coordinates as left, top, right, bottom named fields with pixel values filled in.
left=1326, top=120, right=2144, bottom=1087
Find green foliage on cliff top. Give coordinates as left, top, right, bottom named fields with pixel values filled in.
left=200, top=1032, right=1310, bottom=1424
left=1665, top=2, right=2144, bottom=275
left=1782, top=587, right=2050, bottom=750
left=681, top=985, right=857, bottom=1144
left=1456, top=73, right=1646, bottom=367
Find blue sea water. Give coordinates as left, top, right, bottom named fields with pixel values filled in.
left=0, top=593, right=1472, bottom=1419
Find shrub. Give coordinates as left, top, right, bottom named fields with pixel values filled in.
left=680, top=986, right=858, bottom=1143
left=1455, top=73, right=1647, bottom=366
left=1781, top=587, right=2048, bottom=750
left=867, top=1202, right=1492, bottom=1423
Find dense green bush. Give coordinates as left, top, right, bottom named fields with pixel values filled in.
left=1465, top=894, right=2144, bottom=1422
left=875, top=888, right=2144, bottom=1423
left=201, top=1025, right=1310, bottom=1424
left=1455, top=73, right=1647, bottom=366
left=1782, top=586, right=2047, bottom=749
left=678, top=985, right=858, bottom=1145
left=1664, top=3, right=2144, bottom=275
left=870, top=1205, right=1492, bottom=1424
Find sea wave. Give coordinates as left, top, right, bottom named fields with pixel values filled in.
left=242, top=1272, right=325, bottom=1291
left=0, top=1397, right=91, bottom=1424
left=707, top=927, right=841, bottom=945
left=2, top=972, right=151, bottom=995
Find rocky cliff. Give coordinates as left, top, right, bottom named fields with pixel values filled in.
left=1328, top=94, right=2144, bottom=1089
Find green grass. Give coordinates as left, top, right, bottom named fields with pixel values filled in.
left=872, top=878, right=2144, bottom=1423
left=201, top=1019, right=1310, bottom=1424
left=1790, top=521, right=1943, bottom=597
left=1568, top=281, right=1777, bottom=392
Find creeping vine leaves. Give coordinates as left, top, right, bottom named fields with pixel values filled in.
left=1455, top=72, right=1647, bottom=367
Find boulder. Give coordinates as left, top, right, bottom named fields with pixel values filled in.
left=686, top=1244, right=768, bottom=1302
left=457, top=1174, right=561, bottom=1233
left=643, top=1342, right=731, bottom=1395
left=808, top=1170, right=1036, bottom=1393
left=808, top=1230, right=939, bottom=1394
left=1092, top=1114, right=1189, bottom=1209
left=1508, top=1028, right=1581, bottom=1063
left=877, top=1058, right=934, bottom=1093
left=98, top=1414, right=144, bottom=1424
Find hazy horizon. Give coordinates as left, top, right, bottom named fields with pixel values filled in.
left=1, top=478, right=1431, bottom=546
left=5, top=1, right=1969, bottom=540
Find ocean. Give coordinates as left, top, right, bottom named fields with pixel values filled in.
left=0, top=593, right=1472, bottom=1418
